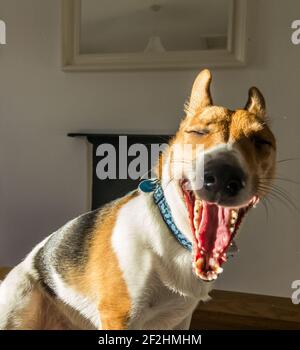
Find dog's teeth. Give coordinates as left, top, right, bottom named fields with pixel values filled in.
left=194, top=200, right=202, bottom=211
left=207, top=272, right=217, bottom=281
left=195, top=257, right=204, bottom=268
left=221, top=254, right=227, bottom=262
left=198, top=271, right=205, bottom=278
left=230, top=210, right=238, bottom=229
left=232, top=209, right=238, bottom=216
left=193, top=200, right=202, bottom=227
left=209, top=258, right=215, bottom=266
left=194, top=212, right=200, bottom=219
left=194, top=210, right=200, bottom=218
left=211, top=272, right=218, bottom=280
left=216, top=266, right=223, bottom=274
left=231, top=210, right=238, bottom=221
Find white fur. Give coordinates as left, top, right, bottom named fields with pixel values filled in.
left=50, top=267, right=100, bottom=329
left=111, top=186, right=213, bottom=330
left=0, top=161, right=214, bottom=330
left=0, top=236, right=51, bottom=329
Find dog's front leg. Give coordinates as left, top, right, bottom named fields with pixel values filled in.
left=99, top=305, right=130, bottom=330
left=98, top=294, right=131, bottom=330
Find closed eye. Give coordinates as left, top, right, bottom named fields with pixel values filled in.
left=251, top=136, right=273, bottom=148
left=185, top=129, right=209, bottom=136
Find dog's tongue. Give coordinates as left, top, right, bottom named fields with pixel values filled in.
left=193, top=202, right=232, bottom=280
left=198, top=203, right=231, bottom=254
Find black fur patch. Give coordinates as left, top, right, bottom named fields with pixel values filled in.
left=54, top=209, right=100, bottom=275
left=34, top=247, right=56, bottom=297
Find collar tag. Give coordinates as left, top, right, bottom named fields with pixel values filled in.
left=138, top=179, right=238, bottom=259
left=138, top=179, right=158, bottom=193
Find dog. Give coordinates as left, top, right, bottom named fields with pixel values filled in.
left=0, top=70, right=276, bottom=330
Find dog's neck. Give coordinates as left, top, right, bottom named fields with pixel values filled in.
left=160, top=156, right=194, bottom=244
left=157, top=154, right=216, bottom=296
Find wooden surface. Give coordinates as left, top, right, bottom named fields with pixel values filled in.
left=1, top=267, right=299, bottom=329
left=0, top=267, right=10, bottom=280
left=191, top=289, right=300, bottom=330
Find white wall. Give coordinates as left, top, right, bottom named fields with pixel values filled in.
left=0, top=0, right=299, bottom=297
left=81, top=0, right=229, bottom=53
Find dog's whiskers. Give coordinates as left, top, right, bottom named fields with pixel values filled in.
left=260, top=176, right=300, bottom=185
left=257, top=181, right=299, bottom=212
left=277, top=157, right=300, bottom=164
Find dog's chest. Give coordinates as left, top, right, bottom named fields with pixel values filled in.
left=130, top=286, right=198, bottom=330
left=112, top=194, right=213, bottom=329
left=127, top=260, right=212, bottom=329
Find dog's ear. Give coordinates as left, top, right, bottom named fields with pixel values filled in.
left=185, top=69, right=213, bottom=117
left=245, top=87, right=266, bottom=118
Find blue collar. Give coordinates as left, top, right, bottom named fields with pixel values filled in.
left=139, top=179, right=193, bottom=252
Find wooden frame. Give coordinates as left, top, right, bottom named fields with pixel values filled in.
left=62, top=0, right=248, bottom=71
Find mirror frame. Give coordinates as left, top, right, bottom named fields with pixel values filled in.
left=62, top=0, right=248, bottom=71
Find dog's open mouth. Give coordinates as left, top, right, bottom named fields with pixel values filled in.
left=181, top=183, right=258, bottom=281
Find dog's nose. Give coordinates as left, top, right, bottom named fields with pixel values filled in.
left=203, top=163, right=246, bottom=201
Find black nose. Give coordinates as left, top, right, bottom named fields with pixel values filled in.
left=203, top=163, right=246, bottom=200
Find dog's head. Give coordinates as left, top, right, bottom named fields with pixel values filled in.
left=169, top=69, right=276, bottom=281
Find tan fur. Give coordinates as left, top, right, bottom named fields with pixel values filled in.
left=63, top=71, right=276, bottom=329
left=0, top=69, right=277, bottom=331
left=5, top=280, right=76, bottom=330
left=66, top=191, right=138, bottom=330
left=169, top=83, right=276, bottom=199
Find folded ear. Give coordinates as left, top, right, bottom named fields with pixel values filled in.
left=245, top=87, right=266, bottom=118
left=185, top=69, right=213, bottom=117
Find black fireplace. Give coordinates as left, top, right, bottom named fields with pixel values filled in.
left=68, top=133, right=171, bottom=210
